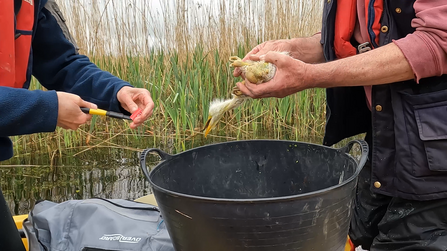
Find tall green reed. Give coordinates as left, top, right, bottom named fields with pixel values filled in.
left=11, top=0, right=327, bottom=157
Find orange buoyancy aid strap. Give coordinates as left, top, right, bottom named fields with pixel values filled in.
left=364, top=0, right=383, bottom=48
left=14, top=0, right=35, bottom=88
left=334, top=0, right=357, bottom=59
left=345, top=236, right=355, bottom=251
left=0, top=0, right=16, bottom=87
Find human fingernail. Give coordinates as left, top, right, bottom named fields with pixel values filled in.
left=130, top=108, right=142, bottom=121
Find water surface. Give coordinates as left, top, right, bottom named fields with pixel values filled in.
left=1, top=134, right=328, bottom=215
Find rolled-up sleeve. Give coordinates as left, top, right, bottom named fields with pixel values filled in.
left=393, top=0, right=447, bottom=83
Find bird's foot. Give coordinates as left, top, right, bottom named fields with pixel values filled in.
left=232, top=86, right=243, bottom=96
left=232, top=82, right=249, bottom=98
left=229, top=56, right=249, bottom=68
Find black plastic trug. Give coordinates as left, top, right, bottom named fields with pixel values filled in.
left=140, top=139, right=368, bottom=251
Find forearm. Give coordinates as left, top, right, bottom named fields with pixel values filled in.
left=290, top=33, right=325, bottom=64
left=0, top=88, right=58, bottom=137
left=32, top=2, right=132, bottom=112
left=34, top=55, right=132, bottom=111
left=307, top=43, right=414, bottom=88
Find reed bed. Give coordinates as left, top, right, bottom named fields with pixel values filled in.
left=11, top=0, right=325, bottom=158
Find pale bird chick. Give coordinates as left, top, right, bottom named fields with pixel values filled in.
left=229, top=51, right=290, bottom=85
left=202, top=91, right=249, bottom=137
left=202, top=52, right=289, bottom=137
left=229, top=55, right=277, bottom=84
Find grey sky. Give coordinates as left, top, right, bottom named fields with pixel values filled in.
left=58, top=0, right=322, bottom=55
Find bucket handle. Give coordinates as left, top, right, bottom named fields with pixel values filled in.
left=139, top=148, right=173, bottom=181
left=338, top=140, right=369, bottom=171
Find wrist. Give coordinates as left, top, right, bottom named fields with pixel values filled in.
left=303, top=63, right=328, bottom=89
left=116, top=85, right=132, bottom=101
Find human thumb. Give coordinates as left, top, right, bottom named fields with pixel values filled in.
left=259, top=51, right=281, bottom=63
left=248, top=54, right=262, bottom=62
left=79, top=99, right=98, bottom=110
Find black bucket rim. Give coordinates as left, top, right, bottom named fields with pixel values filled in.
left=142, top=139, right=368, bottom=203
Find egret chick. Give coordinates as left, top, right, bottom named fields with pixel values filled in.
left=229, top=55, right=277, bottom=84
left=203, top=86, right=249, bottom=137
left=203, top=52, right=289, bottom=137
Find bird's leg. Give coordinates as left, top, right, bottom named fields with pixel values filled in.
left=229, top=56, right=249, bottom=68
left=232, top=86, right=243, bottom=96
left=232, top=81, right=247, bottom=97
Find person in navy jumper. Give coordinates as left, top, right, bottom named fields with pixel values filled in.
left=0, top=0, right=155, bottom=162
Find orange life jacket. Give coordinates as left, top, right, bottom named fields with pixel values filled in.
left=334, top=0, right=383, bottom=59
left=0, top=0, right=35, bottom=88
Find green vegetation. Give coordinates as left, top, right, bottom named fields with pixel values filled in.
left=11, top=0, right=326, bottom=158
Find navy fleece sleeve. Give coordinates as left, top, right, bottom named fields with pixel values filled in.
left=0, top=87, right=58, bottom=136
left=31, top=2, right=133, bottom=112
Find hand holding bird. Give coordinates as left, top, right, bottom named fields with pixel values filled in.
left=202, top=52, right=289, bottom=137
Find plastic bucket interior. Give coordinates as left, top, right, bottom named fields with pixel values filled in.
left=140, top=139, right=368, bottom=251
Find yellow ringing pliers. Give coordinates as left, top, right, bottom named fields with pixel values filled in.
left=80, top=107, right=132, bottom=120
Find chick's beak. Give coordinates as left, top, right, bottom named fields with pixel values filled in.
left=202, top=116, right=214, bottom=138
